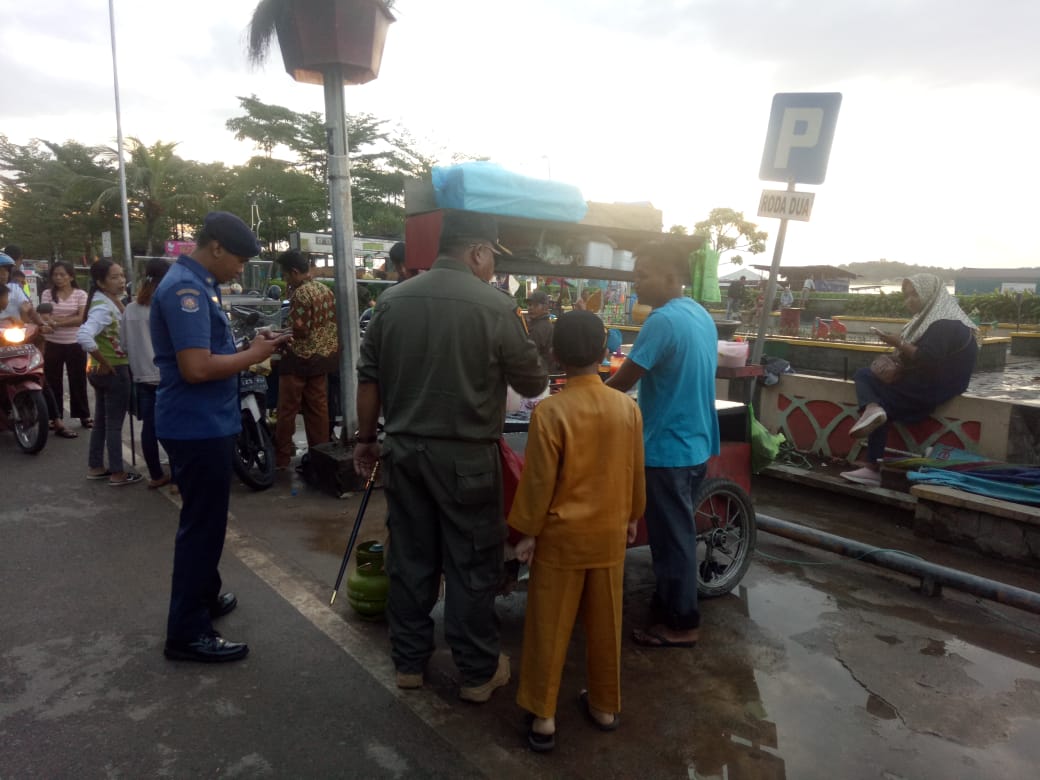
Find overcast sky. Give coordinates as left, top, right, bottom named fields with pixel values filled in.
left=2, top=0, right=1038, bottom=271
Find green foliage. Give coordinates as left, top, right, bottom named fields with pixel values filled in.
left=0, top=97, right=440, bottom=261
left=813, top=291, right=1040, bottom=323
left=693, top=208, right=768, bottom=266
left=226, top=95, right=434, bottom=238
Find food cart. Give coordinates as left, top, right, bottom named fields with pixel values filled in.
left=404, top=205, right=758, bottom=597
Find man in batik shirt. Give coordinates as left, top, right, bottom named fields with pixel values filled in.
left=274, top=250, right=339, bottom=470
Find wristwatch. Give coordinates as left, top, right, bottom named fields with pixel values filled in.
left=354, top=431, right=378, bottom=444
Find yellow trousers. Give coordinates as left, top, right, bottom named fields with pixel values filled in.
left=516, top=561, right=624, bottom=718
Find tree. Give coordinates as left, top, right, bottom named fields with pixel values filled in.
left=668, top=225, right=688, bottom=235
left=693, top=208, right=768, bottom=267
left=225, top=95, right=435, bottom=238
left=0, top=136, right=119, bottom=261
left=88, top=138, right=208, bottom=257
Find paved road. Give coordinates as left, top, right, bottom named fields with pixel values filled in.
left=2, top=424, right=1040, bottom=778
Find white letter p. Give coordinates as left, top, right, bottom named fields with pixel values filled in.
left=774, top=108, right=823, bottom=169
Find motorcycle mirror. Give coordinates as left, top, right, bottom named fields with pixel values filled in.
left=36, top=303, right=54, bottom=315
left=267, top=285, right=282, bottom=301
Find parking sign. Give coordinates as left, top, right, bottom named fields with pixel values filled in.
left=759, top=93, right=842, bottom=185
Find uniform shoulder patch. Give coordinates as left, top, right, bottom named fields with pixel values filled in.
left=179, top=294, right=200, bottom=313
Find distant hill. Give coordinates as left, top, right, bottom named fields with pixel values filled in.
left=839, top=261, right=953, bottom=284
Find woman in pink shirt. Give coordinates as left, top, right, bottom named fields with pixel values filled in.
left=40, top=261, right=91, bottom=429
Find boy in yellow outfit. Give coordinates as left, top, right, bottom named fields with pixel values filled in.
left=508, top=310, right=646, bottom=753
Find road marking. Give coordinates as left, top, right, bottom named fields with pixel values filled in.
left=144, top=447, right=524, bottom=774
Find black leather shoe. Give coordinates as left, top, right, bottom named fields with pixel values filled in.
left=210, top=592, right=238, bottom=619
left=164, top=634, right=249, bottom=663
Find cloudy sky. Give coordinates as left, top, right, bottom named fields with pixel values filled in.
left=2, top=0, right=1038, bottom=271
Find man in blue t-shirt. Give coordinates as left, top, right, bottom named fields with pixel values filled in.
left=607, top=241, right=720, bottom=649
left=152, top=212, right=287, bottom=664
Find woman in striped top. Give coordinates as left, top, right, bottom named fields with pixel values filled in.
left=40, top=261, right=91, bottom=430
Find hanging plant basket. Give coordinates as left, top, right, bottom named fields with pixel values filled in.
left=274, top=0, right=395, bottom=86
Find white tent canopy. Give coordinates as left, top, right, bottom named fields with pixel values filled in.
left=718, top=266, right=767, bottom=283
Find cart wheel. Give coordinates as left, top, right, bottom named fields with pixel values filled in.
left=695, top=478, right=756, bottom=598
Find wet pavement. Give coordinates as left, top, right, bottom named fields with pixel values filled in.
left=3, top=422, right=1040, bottom=778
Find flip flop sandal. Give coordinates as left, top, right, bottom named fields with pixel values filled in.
left=55, top=429, right=78, bottom=439
left=108, top=471, right=143, bottom=487
left=87, top=471, right=113, bottom=480
left=80, top=418, right=94, bottom=428
left=579, top=690, right=620, bottom=732
left=148, top=475, right=172, bottom=489
left=524, top=713, right=556, bottom=753
left=630, top=627, right=697, bottom=649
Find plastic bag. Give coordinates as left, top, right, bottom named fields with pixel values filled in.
left=748, top=403, right=786, bottom=474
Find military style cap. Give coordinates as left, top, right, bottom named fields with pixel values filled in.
left=205, top=211, right=262, bottom=258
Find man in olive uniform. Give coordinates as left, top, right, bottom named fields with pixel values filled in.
left=353, top=212, right=547, bottom=702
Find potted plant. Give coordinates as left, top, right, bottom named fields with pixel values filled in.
left=247, top=0, right=396, bottom=85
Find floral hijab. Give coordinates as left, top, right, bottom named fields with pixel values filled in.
left=900, top=273, right=977, bottom=345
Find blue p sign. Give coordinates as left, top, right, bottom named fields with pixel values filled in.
left=759, top=93, right=842, bottom=185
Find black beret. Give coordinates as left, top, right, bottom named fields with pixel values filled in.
left=205, top=211, right=262, bottom=258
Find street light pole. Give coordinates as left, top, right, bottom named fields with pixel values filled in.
left=107, top=0, right=134, bottom=287
left=323, top=66, right=362, bottom=441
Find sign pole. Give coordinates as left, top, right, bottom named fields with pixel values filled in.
left=750, top=180, right=795, bottom=365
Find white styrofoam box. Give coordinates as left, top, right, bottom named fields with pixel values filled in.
left=576, top=240, right=614, bottom=268
left=612, top=250, right=634, bottom=271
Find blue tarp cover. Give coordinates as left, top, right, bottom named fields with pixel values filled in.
left=432, top=162, right=588, bottom=222
left=907, top=466, right=1040, bottom=505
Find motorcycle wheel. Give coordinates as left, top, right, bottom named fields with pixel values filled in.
left=12, top=390, right=48, bottom=454
left=232, top=411, right=276, bottom=490
left=695, top=478, right=757, bottom=598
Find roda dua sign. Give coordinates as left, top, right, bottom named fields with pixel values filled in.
left=757, top=189, right=815, bottom=222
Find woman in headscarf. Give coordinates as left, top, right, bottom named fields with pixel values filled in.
left=841, top=274, right=978, bottom=487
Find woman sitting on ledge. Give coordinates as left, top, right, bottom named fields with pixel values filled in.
left=841, top=274, right=978, bottom=487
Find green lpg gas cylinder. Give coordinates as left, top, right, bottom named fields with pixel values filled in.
left=347, top=542, right=389, bottom=621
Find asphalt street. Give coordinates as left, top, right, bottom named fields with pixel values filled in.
left=3, top=420, right=1040, bottom=779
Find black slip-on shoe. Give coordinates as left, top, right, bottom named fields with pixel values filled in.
left=209, top=592, right=238, bottom=619
left=164, top=634, right=249, bottom=663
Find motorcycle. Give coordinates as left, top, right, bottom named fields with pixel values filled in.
left=0, top=319, right=48, bottom=454
left=228, top=305, right=281, bottom=490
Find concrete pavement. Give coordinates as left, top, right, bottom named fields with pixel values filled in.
left=3, top=422, right=1040, bottom=778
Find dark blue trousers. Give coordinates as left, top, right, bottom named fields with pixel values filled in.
left=645, top=463, right=708, bottom=631
left=162, top=435, right=235, bottom=642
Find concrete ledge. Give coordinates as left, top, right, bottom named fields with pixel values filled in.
left=757, top=374, right=1038, bottom=464
left=911, top=484, right=1040, bottom=564
left=762, top=464, right=916, bottom=511
left=910, top=484, right=1040, bottom=527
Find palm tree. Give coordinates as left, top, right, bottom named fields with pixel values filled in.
left=90, top=138, right=207, bottom=256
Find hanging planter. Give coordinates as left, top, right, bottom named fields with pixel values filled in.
left=248, top=0, right=396, bottom=86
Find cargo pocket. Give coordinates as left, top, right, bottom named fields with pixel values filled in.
left=454, top=451, right=497, bottom=505
left=466, top=520, right=508, bottom=591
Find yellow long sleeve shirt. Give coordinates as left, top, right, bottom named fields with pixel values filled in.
left=507, top=374, right=646, bottom=569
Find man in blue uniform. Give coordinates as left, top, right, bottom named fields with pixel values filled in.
left=152, top=212, right=287, bottom=663
left=606, top=241, right=720, bottom=649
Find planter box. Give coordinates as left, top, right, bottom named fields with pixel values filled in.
left=276, top=0, right=395, bottom=85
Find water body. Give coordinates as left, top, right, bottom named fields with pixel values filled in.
left=968, top=354, right=1040, bottom=406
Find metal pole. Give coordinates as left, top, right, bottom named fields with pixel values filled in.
left=756, top=513, right=1040, bottom=615
left=107, top=0, right=134, bottom=288
left=323, top=67, right=361, bottom=441
left=750, top=181, right=796, bottom=365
